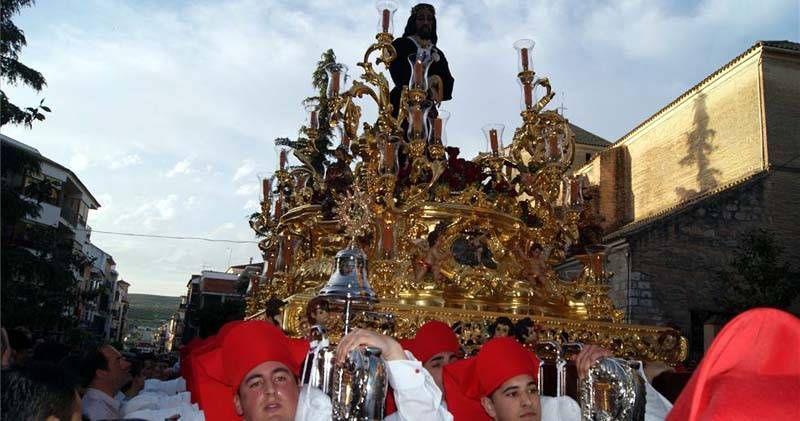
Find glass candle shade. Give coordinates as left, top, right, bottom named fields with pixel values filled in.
left=544, top=129, right=564, bottom=162
left=482, top=124, right=505, bottom=156
left=431, top=109, right=450, bottom=145
left=562, top=176, right=584, bottom=209
left=333, top=123, right=350, bottom=149
left=262, top=176, right=273, bottom=202
left=375, top=0, right=398, bottom=34
left=274, top=141, right=291, bottom=170
left=513, top=39, right=535, bottom=73
left=407, top=103, right=431, bottom=141
left=302, top=98, right=320, bottom=130
left=294, top=171, right=310, bottom=191
left=325, top=62, right=349, bottom=97
left=379, top=136, right=399, bottom=175
left=408, top=53, right=433, bottom=91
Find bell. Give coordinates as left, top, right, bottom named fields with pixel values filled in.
left=318, top=247, right=378, bottom=304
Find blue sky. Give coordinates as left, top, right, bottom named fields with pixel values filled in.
left=2, top=0, right=797, bottom=296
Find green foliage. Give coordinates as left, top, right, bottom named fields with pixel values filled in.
left=715, top=229, right=800, bottom=314
left=1, top=142, right=83, bottom=336
left=126, top=294, right=181, bottom=329
left=274, top=49, right=337, bottom=175
left=1, top=0, right=50, bottom=127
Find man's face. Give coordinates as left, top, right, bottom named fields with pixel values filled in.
left=423, top=351, right=458, bottom=392
left=234, top=361, right=300, bottom=421
left=100, top=345, right=131, bottom=389
left=141, top=359, right=155, bottom=379
left=481, top=374, right=541, bottom=421
left=524, top=327, right=538, bottom=345
left=313, top=307, right=329, bottom=325
left=494, top=323, right=511, bottom=337
left=414, top=8, right=435, bottom=39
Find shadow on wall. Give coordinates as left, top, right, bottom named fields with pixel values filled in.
left=676, top=93, right=721, bottom=201
left=599, top=145, right=633, bottom=233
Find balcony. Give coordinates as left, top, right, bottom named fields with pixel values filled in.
left=60, top=207, right=79, bottom=227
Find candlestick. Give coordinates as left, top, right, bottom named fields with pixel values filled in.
left=490, top=129, right=499, bottom=154
left=524, top=83, right=533, bottom=108
left=433, top=118, right=443, bottom=142
left=310, top=110, right=318, bottom=129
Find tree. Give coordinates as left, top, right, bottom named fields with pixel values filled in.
left=1, top=142, right=82, bottom=340
left=715, top=229, right=800, bottom=314
left=1, top=0, right=50, bottom=128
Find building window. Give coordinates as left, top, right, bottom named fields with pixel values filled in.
left=585, top=153, right=592, bottom=162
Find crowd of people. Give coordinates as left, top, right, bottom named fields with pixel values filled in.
left=2, top=307, right=799, bottom=420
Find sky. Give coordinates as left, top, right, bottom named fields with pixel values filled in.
left=2, top=0, right=797, bottom=297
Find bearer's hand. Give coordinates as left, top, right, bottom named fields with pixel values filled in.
left=573, top=345, right=614, bottom=380
left=335, top=328, right=406, bottom=364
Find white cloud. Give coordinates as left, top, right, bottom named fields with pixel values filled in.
left=232, top=159, right=255, bottom=181
left=69, top=153, right=89, bottom=171
left=235, top=183, right=259, bottom=196
left=242, top=199, right=259, bottom=210
left=109, top=153, right=141, bottom=169
left=2, top=0, right=793, bottom=295
left=166, top=159, right=192, bottom=177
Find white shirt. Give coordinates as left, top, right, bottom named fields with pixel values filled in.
left=81, top=388, right=122, bottom=421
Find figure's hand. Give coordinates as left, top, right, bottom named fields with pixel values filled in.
left=573, top=345, right=614, bottom=380
left=335, top=328, right=406, bottom=364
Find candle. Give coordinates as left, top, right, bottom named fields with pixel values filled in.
left=262, top=178, right=271, bottom=201
left=591, top=254, right=603, bottom=277
left=381, top=219, right=393, bottom=256
left=412, top=109, right=422, bottom=134
left=434, top=118, right=443, bottom=142
left=524, top=83, right=533, bottom=108
left=266, top=256, right=276, bottom=278
left=382, top=9, right=390, bottom=32
left=279, top=150, right=287, bottom=170
left=570, top=178, right=581, bottom=205
left=413, top=59, right=423, bottom=87
left=341, top=130, right=350, bottom=148
left=490, top=128, right=499, bottom=154
left=284, top=238, right=293, bottom=271
left=547, top=135, right=560, bottom=160
left=383, top=141, right=395, bottom=171
left=330, top=71, right=340, bottom=95
left=251, top=275, right=260, bottom=295
left=310, top=110, right=318, bottom=129
left=520, top=48, right=529, bottom=71
left=275, top=197, right=283, bottom=219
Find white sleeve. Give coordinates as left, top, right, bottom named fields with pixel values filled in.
left=385, top=351, right=453, bottom=421
left=296, top=384, right=333, bottom=421
left=540, top=395, right=581, bottom=421
left=637, top=365, right=673, bottom=421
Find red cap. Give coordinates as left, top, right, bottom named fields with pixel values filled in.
left=443, top=337, right=540, bottom=421
left=190, top=320, right=247, bottom=420
left=402, top=320, right=460, bottom=364
left=218, top=320, right=310, bottom=389
left=667, top=308, right=800, bottom=421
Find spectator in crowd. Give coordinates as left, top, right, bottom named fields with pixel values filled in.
left=79, top=344, right=131, bottom=420
left=1, top=361, right=82, bottom=421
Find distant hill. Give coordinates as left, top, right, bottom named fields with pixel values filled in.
left=127, top=294, right=181, bottom=328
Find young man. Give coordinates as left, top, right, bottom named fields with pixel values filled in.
left=208, top=320, right=452, bottom=421
left=399, top=320, right=460, bottom=392
left=78, top=344, right=131, bottom=420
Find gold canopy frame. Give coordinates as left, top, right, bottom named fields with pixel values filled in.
left=246, top=7, right=687, bottom=365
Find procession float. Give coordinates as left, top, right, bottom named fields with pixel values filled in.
left=245, top=2, right=687, bottom=418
